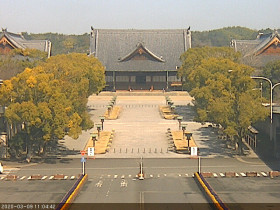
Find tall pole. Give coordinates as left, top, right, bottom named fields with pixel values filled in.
left=251, top=77, right=280, bottom=157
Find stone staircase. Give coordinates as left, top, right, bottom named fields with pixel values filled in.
left=98, top=91, right=190, bottom=96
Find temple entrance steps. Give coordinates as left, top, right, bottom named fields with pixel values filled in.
left=98, top=91, right=190, bottom=97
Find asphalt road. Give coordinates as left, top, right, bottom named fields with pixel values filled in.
left=0, top=157, right=276, bottom=207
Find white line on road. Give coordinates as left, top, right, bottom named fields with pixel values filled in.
left=121, top=175, right=125, bottom=179
left=178, top=174, right=181, bottom=177
left=213, top=173, right=218, bottom=178
left=27, top=176, right=31, bottom=180
left=220, top=173, right=225, bottom=177
left=128, top=175, right=132, bottom=178
left=64, top=176, right=68, bottom=180
left=150, top=174, right=153, bottom=178
left=0, top=177, right=5, bottom=180
left=114, top=175, right=118, bottom=179
left=70, top=176, right=76, bottom=180
left=261, top=172, right=267, bottom=177
left=41, top=176, right=48, bottom=180
left=49, top=176, right=54, bottom=180
left=240, top=173, right=246, bottom=177
left=235, top=173, right=239, bottom=177
left=185, top=174, right=188, bottom=177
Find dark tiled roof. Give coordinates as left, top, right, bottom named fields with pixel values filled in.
left=0, top=29, right=51, bottom=53
left=232, top=30, right=280, bottom=57
left=90, top=29, right=190, bottom=72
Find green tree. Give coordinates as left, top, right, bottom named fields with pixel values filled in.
left=179, top=46, right=241, bottom=91
left=0, top=53, right=105, bottom=159
left=182, top=56, right=269, bottom=154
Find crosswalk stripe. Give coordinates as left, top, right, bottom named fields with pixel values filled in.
left=164, top=174, right=167, bottom=177
left=178, top=174, right=181, bottom=177
left=70, top=176, right=75, bottom=180
left=235, top=173, right=239, bottom=177
left=64, top=176, right=68, bottom=180
left=220, top=173, right=225, bottom=177
left=257, top=173, right=261, bottom=177
left=114, top=175, right=118, bottom=179
left=150, top=174, right=153, bottom=178
left=213, top=173, right=218, bottom=177
left=121, top=175, right=125, bottom=179
left=27, top=176, right=32, bottom=180
left=185, top=174, right=188, bottom=177
left=41, top=176, right=48, bottom=180
left=0, top=177, right=4, bottom=180
left=261, top=172, right=267, bottom=177
left=108, top=175, right=111, bottom=178
left=49, top=176, right=54, bottom=180
left=128, top=175, right=132, bottom=178
left=240, top=172, right=246, bottom=177
left=157, top=174, right=160, bottom=178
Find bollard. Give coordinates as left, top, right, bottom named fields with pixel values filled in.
left=120, top=148, right=121, bottom=153
left=114, top=148, right=115, bottom=153
left=132, top=148, right=133, bottom=153
left=138, top=148, right=139, bottom=153
left=149, top=148, right=151, bottom=153
left=126, top=148, right=127, bottom=153
left=143, top=148, right=145, bottom=153
left=160, top=148, right=163, bottom=153
left=155, top=148, right=157, bottom=153
left=167, top=148, right=169, bottom=153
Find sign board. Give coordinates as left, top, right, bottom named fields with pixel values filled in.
left=191, top=147, right=197, bottom=156
left=80, top=150, right=86, bottom=156
left=88, top=147, right=95, bottom=157
left=81, top=157, right=86, bottom=163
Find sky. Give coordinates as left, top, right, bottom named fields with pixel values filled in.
left=0, top=0, right=279, bottom=35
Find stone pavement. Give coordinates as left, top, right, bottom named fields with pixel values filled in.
left=61, top=92, right=258, bottom=159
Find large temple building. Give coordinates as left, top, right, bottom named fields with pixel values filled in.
left=231, top=30, right=280, bottom=67
left=89, top=28, right=191, bottom=90
left=0, top=28, right=52, bottom=57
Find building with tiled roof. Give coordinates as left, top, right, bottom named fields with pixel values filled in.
left=0, top=28, right=51, bottom=58
left=231, top=30, right=280, bottom=67
left=89, top=28, right=191, bottom=90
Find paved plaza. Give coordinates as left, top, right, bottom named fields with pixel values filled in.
left=62, top=92, right=253, bottom=158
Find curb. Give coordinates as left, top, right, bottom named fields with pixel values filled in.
left=194, top=172, right=228, bottom=210
left=56, top=174, right=88, bottom=210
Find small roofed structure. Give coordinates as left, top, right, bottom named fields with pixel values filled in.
left=0, top=28, right=51, bottom=58
left=231, top=30, right=280, bottom=67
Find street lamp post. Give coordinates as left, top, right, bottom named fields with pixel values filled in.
left=100, top=116, right=105, bottom=130
left=181, top=123, right=187, bottom=151
left=91, top=133, right=97, bottom=147
left=96, top=124, right=102, bottom=138
left=177, top=116, right=183, bottom=130
left=251, top=76, right=280, bottom=156
left=186, top=132, right=192, bottom=152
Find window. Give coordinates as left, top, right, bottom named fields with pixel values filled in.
left=130, top=76, right=136, bottom=82
left=105, top=76, right=113, bottom=82
left=116, top=76, right=129, bottom=82
left=146, top=76, right=151, bottom=82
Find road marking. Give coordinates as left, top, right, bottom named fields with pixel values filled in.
left=0, top=177, right=5, bottom=180
left=27, top=176, right=32, bottom=180
left=235, top=173, right=239, bottom=177
left=150, top=174, right=153, bottom=178
left=213, top=173, right=218, bottom=178
left=70, top=176, right=75, bottom=180
left=178, top=174, right=182, bottom=177
left=128, top=175, right=132, bottom=178
left=64, top=176, right=68, bottom=180
left=114, top=175, right=118, bottom=179
left=108, top=175, right=111, bottom=178
left=121, top=175, right=125, bottom=179
left=157, top=174, right=160, bottom=178
left=240, top=172, right=246, bottom=177
left=164, top=174, right=167, bottom=177
left=41, top=176, right=48, bottom=180
left=257, top=173, right=261, bottom=177
left=49, top=176, right=54, bottom=180
left=121, top=180, right=127, bottom=187
left=261, top=172, right=267, bottom=177
left=185, top=174, right=188, bottom=177
left=219, top=173, right=225, bottom=177
left=95, top=180, right=103, bottom=187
